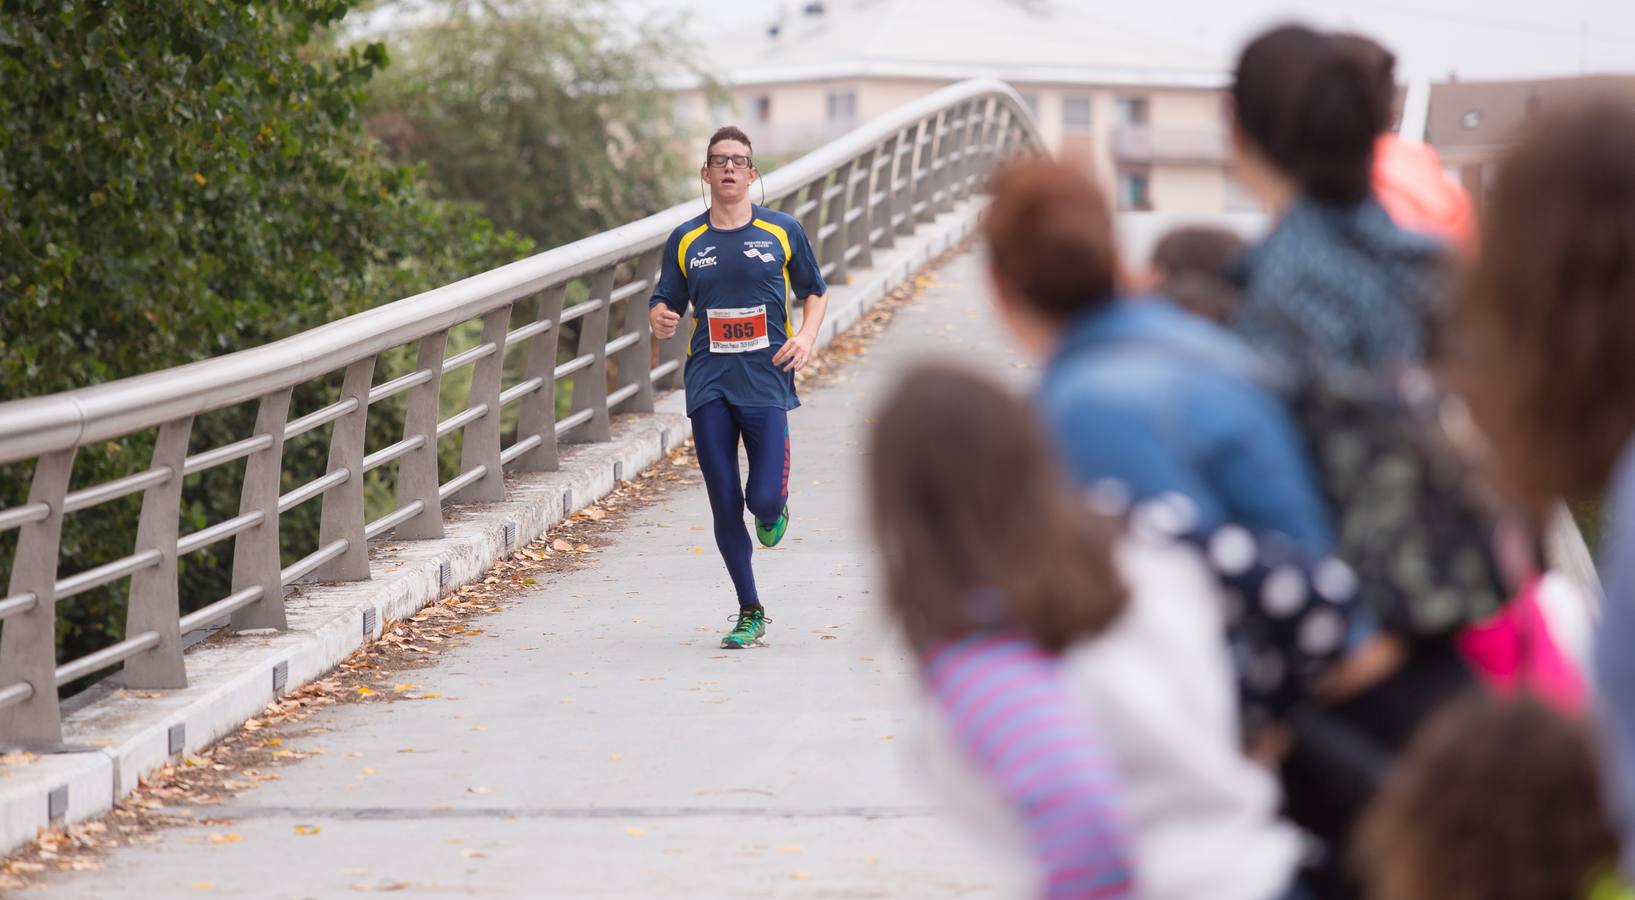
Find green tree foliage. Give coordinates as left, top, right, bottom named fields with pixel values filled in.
left=0, top=1, right=532, bottom=672
left=364, top=0, right=704, bottom=247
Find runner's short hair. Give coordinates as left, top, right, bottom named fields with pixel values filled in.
left=706, top=126, right=754, bottom=158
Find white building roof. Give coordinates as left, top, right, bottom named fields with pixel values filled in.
left=673, top=0, right=1229, bottom=90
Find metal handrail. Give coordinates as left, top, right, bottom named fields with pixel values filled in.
left=0, top=79, right=1043, bottom=745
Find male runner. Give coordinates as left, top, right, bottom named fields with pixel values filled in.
left=648, top=126, right=829, bottom=649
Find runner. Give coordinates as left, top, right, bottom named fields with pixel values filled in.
left=648, top=126, right=829, bottom=649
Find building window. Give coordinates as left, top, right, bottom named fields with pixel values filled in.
left=1020, top=93, right=1040, bottom=117
left=1116, top=169, right=1152, bottom=211
left=827, top=89, right=857, bottom=122
left=1063, top=96, right=1092, bottom=133
left=752, top=95, right=772, bottom=123
left=1115, top=96, right=1150, bottom=126
left=1462, top=109, right=1483, bottom=129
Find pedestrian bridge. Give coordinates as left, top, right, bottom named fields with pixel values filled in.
left=0, top=81, right=1062, bottom=892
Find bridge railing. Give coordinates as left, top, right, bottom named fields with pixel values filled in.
left=0, top=79, right=1045, bottom=746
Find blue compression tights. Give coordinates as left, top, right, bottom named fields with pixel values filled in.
left=690, top=400, right=790, bottom=610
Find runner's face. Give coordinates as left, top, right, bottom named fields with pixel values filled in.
left=702, top=139, right=756, bottom=202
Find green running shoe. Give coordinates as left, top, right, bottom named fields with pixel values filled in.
left=721, top=608, right=768, bottom=649
left=755, top=506, right=790, bottom=548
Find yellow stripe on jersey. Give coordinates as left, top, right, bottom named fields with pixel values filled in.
left=752, top=218, right=795, bottom=337
left=676, top=222, right=711, bottom=278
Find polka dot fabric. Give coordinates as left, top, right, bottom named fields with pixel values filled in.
left=1098, top=484, right=1362, bottom=731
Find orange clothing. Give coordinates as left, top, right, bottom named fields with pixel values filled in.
left=1373, top=135, right=1475, bottom=252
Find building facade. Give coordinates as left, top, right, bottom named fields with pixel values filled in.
left=667, top=0, right=1244, bottom=214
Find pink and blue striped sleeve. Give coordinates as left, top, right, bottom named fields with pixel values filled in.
left=926, top=633, right=1133, bottom=899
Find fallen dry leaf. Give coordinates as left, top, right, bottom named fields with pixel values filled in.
left=295, top=825, right=320, bottom=836
left=625, top=827, right=644, bottom=837
left=460, top=849, right=487, bottom=859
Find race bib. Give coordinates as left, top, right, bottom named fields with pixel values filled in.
left=706, top=305, right=771, bottom=354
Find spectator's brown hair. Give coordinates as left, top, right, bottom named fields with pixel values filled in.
left=982, top=158, right=1120, bottom=322
left=1453, top=92, right=1635, bottom=520
left=866, top=364, right=1127, bottom=653
left=1150, top=226, right=1248, bottom=324
left=1355, top=694, right=1618, bottom=900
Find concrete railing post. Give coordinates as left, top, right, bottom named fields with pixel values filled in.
left=231, top=389, right=292, bottom=630
left=568, top=269, right=615, bottom=443
left=822, top=160, right=855, bottom=285
left=915, top=116, right=941, bottom=227
left=517, top=286, right=568, bottom=468
left=122, top=416, right=193, bottom=689
left=615, top=251, right=662, bottom=414
left=0, top=449, right=75, bottom=748
left=315, top=357, right=375, bottom=581
left=870, top=137, right=897, bottom=251
left=395, top=330, right=447, bottom=538
left=851, top=147, right=878, bottom=269
left=455, top=308, right=511, bottom=503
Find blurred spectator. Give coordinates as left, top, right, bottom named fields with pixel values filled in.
left=868, top=363, right=1307, bottom=900
left=1451, top=91, right=1635, bottom=880
left=1148, top=225, right=1248, bottom=325
left=1228, top=24, right=1448, bottom=374
left=1354, top=694, right=1622, bottom=900
left=981, top=157, right=1332, bottom=554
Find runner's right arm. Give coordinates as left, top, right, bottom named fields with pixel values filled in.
left=649, top=229, right=690, bottom=339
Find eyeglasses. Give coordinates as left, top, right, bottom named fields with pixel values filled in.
left=706, top=154, right=753, bottom=169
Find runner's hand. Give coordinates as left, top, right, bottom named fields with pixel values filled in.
left=649, top=305, right=681, bottom=340
left=773, top=333, right=816, bottom=372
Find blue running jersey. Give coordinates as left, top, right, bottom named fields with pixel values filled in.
left=648, top=205, right=828, bottom=415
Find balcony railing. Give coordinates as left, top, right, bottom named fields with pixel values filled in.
left=1113, top=124, right=1228, bottom=166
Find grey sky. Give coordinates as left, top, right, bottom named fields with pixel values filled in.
left=631, top=0, right=1635, bottom=81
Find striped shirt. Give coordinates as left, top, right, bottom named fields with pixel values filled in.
left=926, top=633, right=1133, bottom=899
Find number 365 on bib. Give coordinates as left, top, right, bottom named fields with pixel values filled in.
left=706, top=305, right=772, bottom=353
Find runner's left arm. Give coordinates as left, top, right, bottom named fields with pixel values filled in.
left=772, top=221, right=830, bottom=372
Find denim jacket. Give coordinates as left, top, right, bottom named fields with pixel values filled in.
left=1038, top=298, right=1333, bottom=554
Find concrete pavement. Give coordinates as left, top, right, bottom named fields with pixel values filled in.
left=34, top=249, right=1038, bottom=899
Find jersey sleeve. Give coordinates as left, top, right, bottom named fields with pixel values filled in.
left=785, top=219, right=828, bottom=299
left=926, top=633, right=1134, bottom=899
left=649, top=228, right=690, bottom=315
